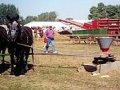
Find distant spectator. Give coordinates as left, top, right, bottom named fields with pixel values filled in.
left=38, top=27, right=43, bottom=38
left=31, top=27, right=34, bottom=37
left=34, top=27, right=38, bottom=38
left=43, top=26, right=47, bottom=52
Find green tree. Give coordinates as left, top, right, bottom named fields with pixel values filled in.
left=48, top=11, right=57, bottom=21
left=106, top=5, right=118, bottom=19
left=33, top=16, right=38, bottom=21
left=24, top=16, right=34, bottom=23
left=116, top=5, right=120, bottom=19
left=38, top=12, right=48, bottom=21
left=38, top=11, right=57, bottom=21
left=89, top=6, right=99, bottom=19
left=88, top=2, right=120, bottom=19
left=65, top=18, right=73, bottom=20
left=0, top=3, right=19, bottom=24
left=24, top=11, right=57, bottom=24
left=19, top=16, right=25, bottom=25
left=97, top=3, right=106, bottom=18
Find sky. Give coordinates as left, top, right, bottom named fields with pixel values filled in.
left=0, top=0, right=120, bottom=20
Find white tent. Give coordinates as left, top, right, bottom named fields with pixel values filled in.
left=24, top=21, right=70, bottom=31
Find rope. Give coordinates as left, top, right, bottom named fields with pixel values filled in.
left=17, top=43, right=33, bottom=48
left=32, top=51, right=100, bottom=57
left=34, top=47, right=100, bottom=57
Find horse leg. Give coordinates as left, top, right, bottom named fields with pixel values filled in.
left=15, top=46, right=20, bottom=65
left=24, top=48, right=30, bottom=71
left=10, top=54, right=15, bottom=75
left=8, top=47, right=15, bottom=75
left=1, top=49, right=6, bottom=66
left=19, top=49, right=26, bottom=75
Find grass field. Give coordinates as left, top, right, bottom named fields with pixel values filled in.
left=0, top=34, right=120, bottom=90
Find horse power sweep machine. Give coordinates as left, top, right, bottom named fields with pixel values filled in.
left=81, top=37, right=120, bottom=75
left=93, top=37, right=115, bottom=65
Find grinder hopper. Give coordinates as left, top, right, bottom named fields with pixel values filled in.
left=96, top=37, right=114, bottom=53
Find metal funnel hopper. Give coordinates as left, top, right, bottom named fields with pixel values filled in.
left=96, top=37, right=113, bottom=52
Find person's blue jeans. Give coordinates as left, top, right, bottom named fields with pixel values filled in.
left=45, top=38, right=55, bottom=52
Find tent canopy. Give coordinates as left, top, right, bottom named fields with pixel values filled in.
left=24, top=21, right=69, bottom=30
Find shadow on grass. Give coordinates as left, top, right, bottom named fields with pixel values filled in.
left=14, top=64, right=34, bottom=76
left=0, top=63, right=34, bottom=76
left=0, top=62, right=10, bottom=74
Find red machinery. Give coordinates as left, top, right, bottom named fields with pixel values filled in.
left=58, top=19, right=93, bottom=29
left=93, top=19, right=120, bottom=35
left=58, top=19, right=120, bottom=35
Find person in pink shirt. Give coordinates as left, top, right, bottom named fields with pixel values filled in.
left=45, top=26, right=57, bottom=53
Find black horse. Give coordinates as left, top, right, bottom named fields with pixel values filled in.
left=6, top=14, right=33, bottom=75
left=0, top=26, right=8, bottom=65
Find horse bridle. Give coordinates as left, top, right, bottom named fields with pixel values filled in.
left=7, top=21, right=20, bottom=42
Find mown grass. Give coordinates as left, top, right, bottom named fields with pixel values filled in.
left=0, top=35, right=120, bottom=90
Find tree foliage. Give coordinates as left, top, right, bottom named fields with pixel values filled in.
left=0, top=3, right=19, bottom=24
left=88, top=2, right=120, bottom=19
left=65, top=18, right=73, bottom=20
left=0, top=3, right=57, bottom=24
left=24, top=11, right=57, bottom=24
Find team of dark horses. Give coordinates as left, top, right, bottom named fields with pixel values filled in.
left=0, top=14, right=33, bottom=75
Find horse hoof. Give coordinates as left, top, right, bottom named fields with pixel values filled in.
left=10, top=72, right=14, bottom=75
left=19, top=75, right=25, bottom=77
left=9, top=75, right=16, bottom=77
left=1, top=63, right=5, bottom=66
